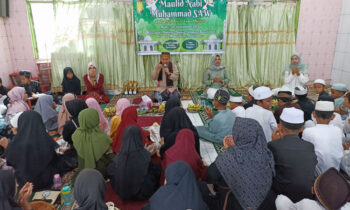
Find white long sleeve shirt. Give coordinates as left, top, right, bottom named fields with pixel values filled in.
left=232, top=106, right=246, bottom=118
left=283, top=72, right=309, bottom=95
left=302, top=124, right=344, bottom=175
left=246, top=104, right=277, bottom=142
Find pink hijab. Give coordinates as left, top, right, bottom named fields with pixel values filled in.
left=57, top=93, right=76, bottom=134
left=115, top=98, right=131, bottom=116
left=86, top=97, right=108, bottom=132
left=6, top=87, right=29, bottom=121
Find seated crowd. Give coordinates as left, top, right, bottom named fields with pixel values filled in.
left=0, top=53, right=349, bottom=210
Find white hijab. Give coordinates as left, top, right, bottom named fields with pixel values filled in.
left=87, top=62, right=100, bottom=82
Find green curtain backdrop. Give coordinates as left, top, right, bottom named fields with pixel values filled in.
left=51, top=0, right=296, bottom=91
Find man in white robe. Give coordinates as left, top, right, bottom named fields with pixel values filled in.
left=229, top=92, right=245, bottom=118
left=302, top=101, right=344, bottom=175
left=246, top=86, right=277, bottom=142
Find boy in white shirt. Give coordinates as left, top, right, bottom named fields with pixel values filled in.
left=302, top=101, right=344, bottom=175
left=246, top=86, right=277, bottom=142
left=229, top=92, right=245, bottom=118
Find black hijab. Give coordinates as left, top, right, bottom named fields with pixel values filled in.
left=148, top=161, right=208, bottom=210
left=108, top=125, right=151, bottom=200
left=66, top=99, right=88, bottom=123
left=5, top=111, right=57, bottom=187
left=74, top=169, right=108, bottom=210
left=160, top=96, right=181, bottom=137
left=0, top=170, right=21, bottom=210
left=159, top=107, right=200, bottom=157
left=63, top=99, right=88, bottom=145
left=61, top=67, right=81, bottom=95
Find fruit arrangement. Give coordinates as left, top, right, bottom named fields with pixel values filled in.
left=187, top=104, right=202, bottom=112
left=158, top=103, right=166, bottom=113
left=103, top=107, right=116, bottom=117
left=149, top=108, right=159, bottom=113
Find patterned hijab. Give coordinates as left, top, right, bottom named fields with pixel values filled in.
left=215, top=117, right=275, bottom=210
left=209, top=55, right=225, bottom=71
left=287, top=53, right=308, bottom=74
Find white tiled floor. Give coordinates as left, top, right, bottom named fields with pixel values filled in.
left=182, top=100, right=218, bottom=164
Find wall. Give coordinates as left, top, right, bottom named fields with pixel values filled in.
left=332, top=0, right=350, bottom=87
left=0, top=0, right=37, bottom=87
left=5, top=0, right=37, bottom=76
left=296, top=0, right=342, bottom=83
left=0, top=0, right=345, bottom=87
left=0, top=18, right=14, bottom=86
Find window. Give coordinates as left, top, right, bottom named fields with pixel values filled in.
left=26, top=1, right=55, bottom=59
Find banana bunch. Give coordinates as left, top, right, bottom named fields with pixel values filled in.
left=188, top=104, right=201, bottom=111
left=158, top=103, right=166, bottom=112
left=104, top=107, right=116, bottom=116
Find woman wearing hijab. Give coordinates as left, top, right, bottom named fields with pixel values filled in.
left=0, top=170, right=33, bottom=210
left=110, top=98, right=131, bottom=139
left=112, top=106, right=150, bottom=154
left=62, top=99, right=88, bottom=145
left=199, top=118, right=276, bottom=210
left=5, top=87, right=29, bottom=122
left=159, top=96, right=181, bottom=136
left=60, top=99, right=88, bottom=172
left=203, top=55, right=229, bottom=89
left=86, top=97, right=109, bottom=133
left=57, top=93, right=75, bottom=135
left=162, top=129, right=207, bottom=182
left=74, top=168, right=109, bottom=210
left=282, top=53, right=309, bottom=95
left=72, top=108, right=112, bottom=177
left=34, top=94, right=58, bottom=135
left=5, top=111, right=59, bottom=191
left=83, top=62, right=110, bottom=103
left=143, top=161, right=208, bottom=210
left=159, top=107, right=200, bottom=157
left=61, top=67, right=81, bottom=95
left=108, top=125, right=161, bottom=201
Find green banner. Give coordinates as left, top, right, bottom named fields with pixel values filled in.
left=134, top=0, right=227, bottom=55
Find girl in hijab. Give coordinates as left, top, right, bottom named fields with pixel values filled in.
left=282, top=53, right=309, bottom=95
left=203, top=55, right=230, bottom=89
left=61, top=67, right=81, bottom=95
left=74, top=168, right=109, bottom=210
left=0, top=170, right=33, bottom=210
left=5, top=87, right=29, bottom=122
left=5, top=111, right=59, bottom=191
left=162, top=129, right=207, bottom=182
left=34, top=94, right=58, bottom=136
left=57, top=93, right=75, bottom=135
left=159, top=96, right=181, bottom=136
left=83, top=62, right=110, bottom=103
left=110, top=98, right=131, bottom=139
left=60, top=99, right=88, bottom=172
left=62, top=99, right=88, bottom=146
left=72, top=108, right=112, bottom=177
left=112, top=106, right=150, bottom=154
left=86, top=97, right=109, bottom=133
left=142, top=161, right=208, bottom=210
left=199, top=118, right=276, bottom=210
left=159, top=107, right=200, bottom=157
left=108, top=125, right=161, bottom=201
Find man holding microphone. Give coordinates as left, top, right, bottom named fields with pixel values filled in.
left=152, top=52, right=180, bottom=101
